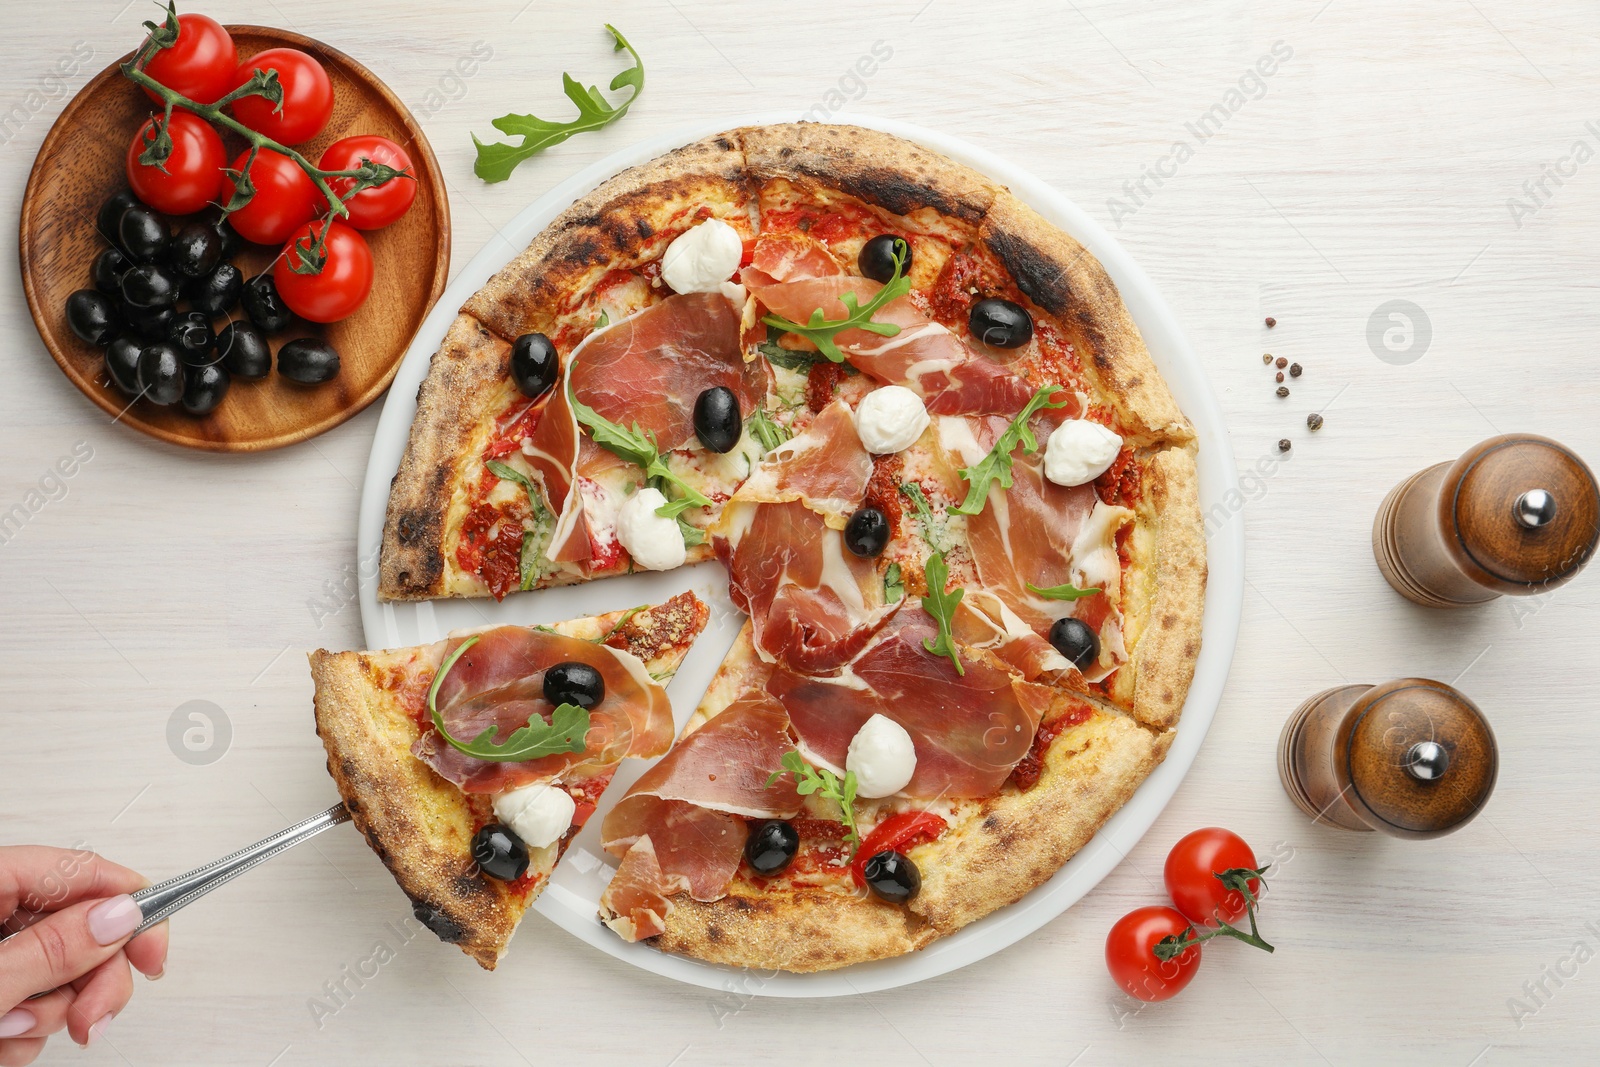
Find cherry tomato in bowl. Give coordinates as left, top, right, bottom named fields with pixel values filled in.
left=231, top=48, right=333, bottom=145
left=126, top=111, right=225, bottom=216
left=224, top=148, right=318, bottom=245
left=274, top=219, right=373, bottom=323
left=1105, top=905, right=1201, bottom=1002
left=1164, top=827, right=1264, bottom=927
left=317, top=135, right=416, bottom=229
left=141, top=13, right=237, bottom=105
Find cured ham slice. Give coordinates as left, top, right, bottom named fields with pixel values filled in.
left=748, top=276, right=1036, bottom=416
left=715, top=499, right=895, bottom=673
left=599, top=693, right=802, bottom=940
left=740, top=232, right=842, bottom=287
left=729, top=399, right=870, bottom=527
left=711, top=398, right=895, bottom=672
left=767, top=609, right=1054, bottom=798
left=413, top=626, right=674, bottom=793
left=520, top=293, right=761, bottom=563
left=930, top=414, right=1134, bottom=680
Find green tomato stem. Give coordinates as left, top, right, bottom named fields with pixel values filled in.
left=120, top=63, right=354, bottom=226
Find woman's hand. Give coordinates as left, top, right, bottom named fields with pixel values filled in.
left=0, top=846, right=168, bottom=1064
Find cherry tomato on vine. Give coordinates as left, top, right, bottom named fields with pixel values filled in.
left=126, top=110, right=225, bottom=216
left=1164, top=828, right=1263, bottom=927
left=274, top=219, right=373, bottom=323
left=1105, top=905, right=1201, bottom=1002
left=316, top=135, right=416, bottom=229
left=231, top=48, right=333, bottom=145
left=141, top=13, right=237, bottom=105
left=224, top=147, right=318, bottom=245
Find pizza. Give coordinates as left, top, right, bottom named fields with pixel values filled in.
left=309, top=591, right=707, bottom=969
left=356, top=122, right=1204, bottom=973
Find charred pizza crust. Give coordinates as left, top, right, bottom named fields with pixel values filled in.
left=310, top=591, right=708, bottom=969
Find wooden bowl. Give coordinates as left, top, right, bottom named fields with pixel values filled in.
left=19, top=25, right=450, bottom=452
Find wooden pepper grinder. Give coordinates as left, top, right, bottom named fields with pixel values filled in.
left=1373, top=433, right=1599, bottom=607
left=1277, top=679, right=1497, bottom=838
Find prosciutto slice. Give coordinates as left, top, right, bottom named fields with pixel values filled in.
left=728, top=399, right=870, bottom=528
left=599, top=693, right=802, bottom=941
left=740, top=232, right=842, bottom=287
left=520, top=293, right=761, bottom=563
left=716, top=499, right=896, bottom=673
left=767, top=608, right=1055, bottom=798
left=711, top=398, right=895, bottom=672
left=929, top=414, right=1134, bottom=679
left=748, top=276, right=1036, bottom=416
left=412, top=626, right=675, bottom=793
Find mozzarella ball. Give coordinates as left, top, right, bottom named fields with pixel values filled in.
left=493, top=781, right=576, bottom=850
left=846, top=713, right=918, bottom=799
left=661, top=218, right=743, bottom=294
left=1043, top=420, right=1123, bottom=487
left=854, top=386, right=931, bottom=455
left=616, top=487, right=687, bottom=571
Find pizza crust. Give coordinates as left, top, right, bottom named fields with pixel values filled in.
left=979, top=190, right=1193, bottom=446
left=311, top=592, right=708, bottom=969
left=464, top=133, right=753, bottom=344
left=1105, top=445, right=1205, bottom=729
left=737, top=122, right=999, bottom=225
left=380, top=313, right=514, bottom=601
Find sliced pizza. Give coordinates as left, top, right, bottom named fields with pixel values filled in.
left=309, top=591, right=708, bottom=969
left=364, top=122, right=1207, bottom=972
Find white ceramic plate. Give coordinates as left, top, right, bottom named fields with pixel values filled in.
left=356, top=113, right=1243, bottom=998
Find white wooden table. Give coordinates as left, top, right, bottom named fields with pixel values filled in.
left=4, top=1, right=1598, bottom=1062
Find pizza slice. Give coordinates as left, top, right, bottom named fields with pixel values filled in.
left=309, top=591, right=708, bottom=969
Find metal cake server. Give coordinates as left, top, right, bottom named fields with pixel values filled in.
left=3, top=803, right=351, bottom=997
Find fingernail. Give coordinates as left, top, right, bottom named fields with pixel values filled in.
left=88, top=1012, right=113, bottom=1046
left=145, top=968, right=164, bottom=981
left=88, top=895, right=141, bottom=945
left=0, top=1008, right=36, bottom=1038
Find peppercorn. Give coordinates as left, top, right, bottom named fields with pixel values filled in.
left=1275, top=371, right=1284, bottom=383
left=1275, top=356, right=1288, bottom=369
left=1278, top=438, right=1291, bottom=452
left=1307, top=412, right=1324, bottom=431
left=1276, top=386, right=1290, bottom=398
left=1262, top=353, right=1273, bottom=365
left=1265, top=317, right=1276, bottom=328
left=1289, top=363, right=1302, bottom=378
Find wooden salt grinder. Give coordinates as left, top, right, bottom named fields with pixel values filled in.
left=1277, top=679, right=1497, bottom=838
left=1372, top=433, right=1599, bottom=607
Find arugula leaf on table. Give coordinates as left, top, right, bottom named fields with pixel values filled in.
left=767, top=750, right=860, bottom=853
left=919, top=552, right=965, bottom=676
left=1026, top=581, right=1101, bottom=601
left=472, top=25, right=644, bottom=184
left=760, top=246, right=911, bottom=363
left=428, top=635, right=590, bottom=761
left=951, top=386, right=1069, bottom=516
